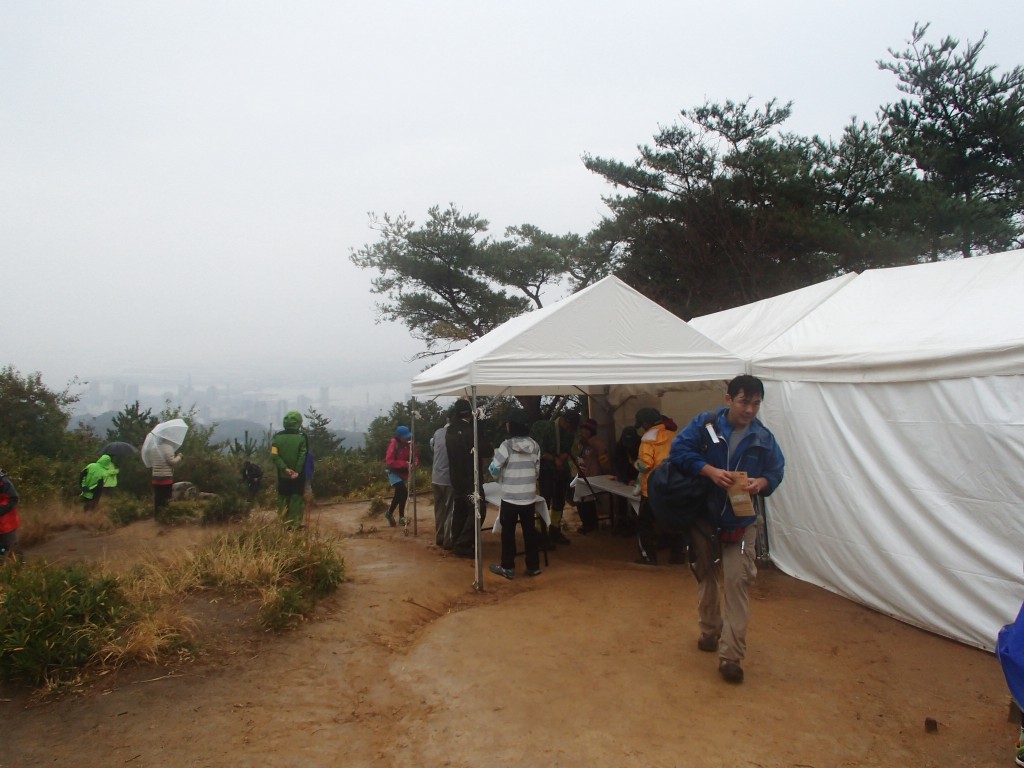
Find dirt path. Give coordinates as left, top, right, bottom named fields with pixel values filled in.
left=3, top=500, right=1013, bottom=767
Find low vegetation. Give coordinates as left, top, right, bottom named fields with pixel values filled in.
left=0, top=523, right=345, bottom=692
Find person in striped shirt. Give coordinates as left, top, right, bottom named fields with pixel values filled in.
left=488, top=408, right=542, bottom=580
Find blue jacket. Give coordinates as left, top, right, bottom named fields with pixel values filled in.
left=669, top=407, right=785, bottom=529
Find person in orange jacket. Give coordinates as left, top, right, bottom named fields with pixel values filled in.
left=633, top=407, right=680, bottom=565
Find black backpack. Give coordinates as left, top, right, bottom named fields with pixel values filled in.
left=646, top=460, right=710, bottom=535
left=646, top=411, right=715, bottom=535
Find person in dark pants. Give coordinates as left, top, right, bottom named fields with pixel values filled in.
left=487, top=409, right=542, bottom=579
left=446, top=399, right=478, bottom=558
left=385, top=426, right=416, bottom=526
left=575, top=418, right=610, bottom=534
left=530, top=410, right=579, bottom=547
left=634, top=407, right=680, bottom=565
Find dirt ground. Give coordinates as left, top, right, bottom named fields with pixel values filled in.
left=2, top=497, right=1015, bottom=768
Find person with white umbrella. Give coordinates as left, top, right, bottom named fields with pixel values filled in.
left=142, top=418, right=188, bottom=514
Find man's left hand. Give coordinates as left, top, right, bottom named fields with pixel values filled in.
left=745, top=477, right=769, bottom=495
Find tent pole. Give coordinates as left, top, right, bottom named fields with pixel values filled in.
left=410, top=399, right=417, bottom=537
left=471, top=386, right=483, bottom=591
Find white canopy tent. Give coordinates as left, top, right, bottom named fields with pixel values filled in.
left=410, top=275, right=745, bottom=588
left=693, top=250, right=1024, bottom=650
left=411, top=275, right=744, bottom=398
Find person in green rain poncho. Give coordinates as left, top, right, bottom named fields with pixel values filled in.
left=271, top=411, right=309, bottom=529
left=80, top=455, right=117, bottom=511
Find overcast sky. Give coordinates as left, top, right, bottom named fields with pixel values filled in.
left=3, top=1, right=1021, bottom=399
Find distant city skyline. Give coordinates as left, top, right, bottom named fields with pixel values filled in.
left=71, top=369, right=417, bottom=435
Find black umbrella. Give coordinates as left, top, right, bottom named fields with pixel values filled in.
left=99, top=442, right=139, bottom=460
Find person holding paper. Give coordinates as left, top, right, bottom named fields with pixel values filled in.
left=670, top=375, right=785, bottom=684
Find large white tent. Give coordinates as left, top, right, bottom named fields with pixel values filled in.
left=693, top=250, right=1024, bottom=650
left=411, top=256, right=1023, bottom=647
left=411, top=275, right=744, bottom=589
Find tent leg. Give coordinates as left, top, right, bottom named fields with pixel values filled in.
left=471, top=386, right=483, bottom=592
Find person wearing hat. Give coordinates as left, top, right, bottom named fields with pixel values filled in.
left=634, top=407, right=680, bottom=565
left=575, top=417, right=611, bottom=534
left=445, top=399, right=479, bottom=557
left=385, top=424, right=418, bottom=527
left=529, top=409, right=580, bottom=547
left=272, top=410, right=309, bottom=529
left=487, top=408, right=542, bottom=579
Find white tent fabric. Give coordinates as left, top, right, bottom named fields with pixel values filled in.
left=692, top=251, right=1024, bottom=650
left=689, top=273, right=856, bottom=360
left=411, top=275, right=744, bottom=397
left=752, top=251, right=1024, bottom=382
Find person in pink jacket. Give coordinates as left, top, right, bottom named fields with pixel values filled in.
left=385, top=425, right=418, bottom=527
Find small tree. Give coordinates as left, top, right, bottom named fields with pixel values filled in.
left=0, top=366, right=80, bottom=458
left=107, top=401, right=158, bottom=447
left=303, top=407, right=345, bottom=458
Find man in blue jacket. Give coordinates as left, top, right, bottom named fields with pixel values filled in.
left=670, top=375, right=785, bottom=684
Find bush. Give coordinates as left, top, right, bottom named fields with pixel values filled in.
left=201, top=494, right=251, bottom=525
left=154, top=501, right=199, bottom=526
left=107, top=495, right=152, bottom=527
left=187, top=524, right=345, bottom=630
left=0, top=561, right=133, bottom=687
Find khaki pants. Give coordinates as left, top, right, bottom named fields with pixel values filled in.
left=692, top=521, right=758, bottom=663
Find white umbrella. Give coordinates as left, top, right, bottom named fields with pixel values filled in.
left=141, top=418, right=189, bottom=468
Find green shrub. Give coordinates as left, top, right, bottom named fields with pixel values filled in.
left=0, top=561, right=133, bottom=687
left=154, top=501, right=199, bottom=526
left=201, top=494, right=251, bottom=525
left=107, top=495, right=152, bottom=527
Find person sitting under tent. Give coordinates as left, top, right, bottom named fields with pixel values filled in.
left=575, top=418, right=611, bottom=535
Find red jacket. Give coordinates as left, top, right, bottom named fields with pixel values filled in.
left=0, top=474, right=20, bottom=535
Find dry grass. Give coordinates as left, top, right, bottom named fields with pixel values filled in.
left=16, top=499, right=113, bottom=548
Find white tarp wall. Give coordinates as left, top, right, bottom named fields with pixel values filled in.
left=746, top=251, right=1024, bottom=650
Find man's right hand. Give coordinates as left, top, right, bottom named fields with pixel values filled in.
left=700, top=464, right=733, bottom=489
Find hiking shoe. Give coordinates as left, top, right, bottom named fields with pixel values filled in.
left=698, top=634, right=719, bottom=652
left=719, top=659, right=744, bottom=684
left=385, top=512, right=397, bottom=528
left=399, top=517, right=407, bottom=526
left=525, top=569, right=542, bottom=577
left=489, top=563, right=514, bottom=580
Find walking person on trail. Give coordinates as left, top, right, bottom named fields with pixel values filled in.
left=669, top=375, right=785, bottom=685
left=385, top=425, right=417, bottom=527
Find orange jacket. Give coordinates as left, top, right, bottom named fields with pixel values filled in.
left=635, top=423, right=676, bottom=496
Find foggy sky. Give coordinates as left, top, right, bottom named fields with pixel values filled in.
left=3, top=0, right=1020, bottom=401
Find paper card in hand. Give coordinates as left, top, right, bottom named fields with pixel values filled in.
left=726, top=471, right=755, bottom=517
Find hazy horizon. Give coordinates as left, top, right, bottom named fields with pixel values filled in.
left=5, top=1, right=1021, bottom=400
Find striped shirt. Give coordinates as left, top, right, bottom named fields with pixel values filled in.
left=491, top=436, right=540, bottom=504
